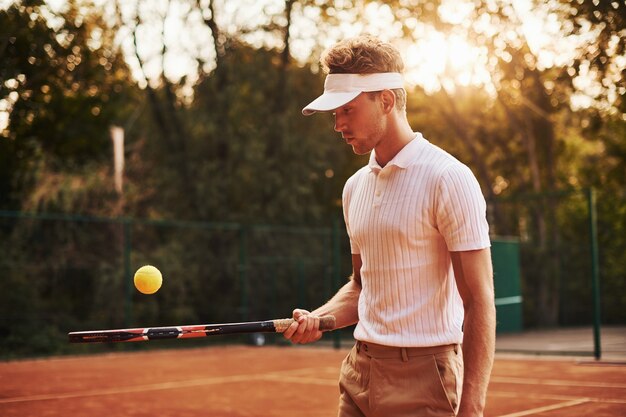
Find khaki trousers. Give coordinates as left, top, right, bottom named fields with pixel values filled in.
left=338, top=341, right=463, bottom=417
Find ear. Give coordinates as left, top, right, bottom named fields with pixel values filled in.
left=380, top=90, right=396, bottom=114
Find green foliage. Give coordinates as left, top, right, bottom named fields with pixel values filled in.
left=0, top=1, right=141, bottom=209
left=1, top=0, right=625, bottom=359
left=0, top=214, right=346, bottom=359
left=0, top=214, right=125, bottom=357
left=555, top=0, right=625, bottom=112
left=137, top=43, right=352, bottom=224
left=585, top=117, right=626, bottom=325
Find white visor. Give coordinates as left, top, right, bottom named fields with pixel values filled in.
left=302, top=72, right=404, bottom=116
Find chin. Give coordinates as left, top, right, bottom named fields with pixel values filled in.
left=352, top=146, right=372, bottom=156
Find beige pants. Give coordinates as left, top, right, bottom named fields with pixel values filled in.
left=338, top=341, right=463, bottom=417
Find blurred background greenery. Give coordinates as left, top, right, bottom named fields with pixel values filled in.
left=1, top=0, right=624, bottom=358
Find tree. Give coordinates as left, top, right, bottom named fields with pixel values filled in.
left=0, top=0, right=140, bottom=211
left=554, top=0, right=625, bottom=114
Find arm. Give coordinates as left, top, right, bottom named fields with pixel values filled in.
left=451, top=248, right=495, bottom=417
left=283, top=254, right=362, bottom=344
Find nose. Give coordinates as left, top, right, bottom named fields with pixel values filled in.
left=334, top=113, right=345, bottom=133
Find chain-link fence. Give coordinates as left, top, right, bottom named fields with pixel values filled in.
left=487, top=188, right=626, bottom=358
left=2, top=187, right=623, bottom=359
left=0, top=212, right=350, bottom=358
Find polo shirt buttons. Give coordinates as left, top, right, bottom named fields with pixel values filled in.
left=373, top=170, right=388, bottom=206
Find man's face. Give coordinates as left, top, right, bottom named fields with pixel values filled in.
left=333, top=92, right=385, bottom=155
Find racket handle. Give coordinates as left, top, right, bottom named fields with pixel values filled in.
left=273, top=315, right=336, bottom=333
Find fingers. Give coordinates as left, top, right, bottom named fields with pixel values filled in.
left=283, top=309, right=306, bottom=339
left=293, top=315, right=323, bottom=344
left=283, top=309, right=323, bottom=344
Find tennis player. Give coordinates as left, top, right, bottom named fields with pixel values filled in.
left=284, top=35, right=496, bottom=417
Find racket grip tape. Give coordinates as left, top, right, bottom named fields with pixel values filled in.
left=272, top=315, right=336, bottom=333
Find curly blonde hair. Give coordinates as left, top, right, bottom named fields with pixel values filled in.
left=321, top=35, right=406, bottom=110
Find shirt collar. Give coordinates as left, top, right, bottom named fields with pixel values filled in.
left=368, top=132, right=424, bottom=172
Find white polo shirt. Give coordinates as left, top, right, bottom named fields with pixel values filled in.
left=342, top=133, right=490, bottom=347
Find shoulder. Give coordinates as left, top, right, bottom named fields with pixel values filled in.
left=410, top=141, right=483, bottom=205
left=411, top=140, right=474, bottom=184
left=439, top=160, right=478, bottom=186
left=344, top=165, right=370, bottom=194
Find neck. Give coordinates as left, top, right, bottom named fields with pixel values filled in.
left=374, top=113, right=415, bottom=167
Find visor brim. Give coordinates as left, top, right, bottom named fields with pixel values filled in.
left=302, top=91, right=361, bottom=116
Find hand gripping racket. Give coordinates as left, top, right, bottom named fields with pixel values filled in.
left=68, top=316, right=336, bottom=344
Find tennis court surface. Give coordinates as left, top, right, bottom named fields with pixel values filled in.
left=1, top=345, right=625, bottom=417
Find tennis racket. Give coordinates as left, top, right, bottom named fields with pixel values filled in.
left=68, top=316, right=335, bottom=344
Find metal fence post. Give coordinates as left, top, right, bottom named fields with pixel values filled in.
left=587, top=187, right=602, bottom=360
left=123, top=218, right=133, bottom=327
left=296, top=258, right=305, bottom=309
left=239, top=226, right=249, bottom=321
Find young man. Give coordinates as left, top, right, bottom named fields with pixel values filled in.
left=284, top=36, right=496, bottom=417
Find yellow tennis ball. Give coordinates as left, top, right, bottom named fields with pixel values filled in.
left=134, top=265, right=162, bottom=294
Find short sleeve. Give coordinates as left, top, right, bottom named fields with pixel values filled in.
left=435, top=164, right=490, bottom=251
left=342, top=175, right=360, bottom=255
